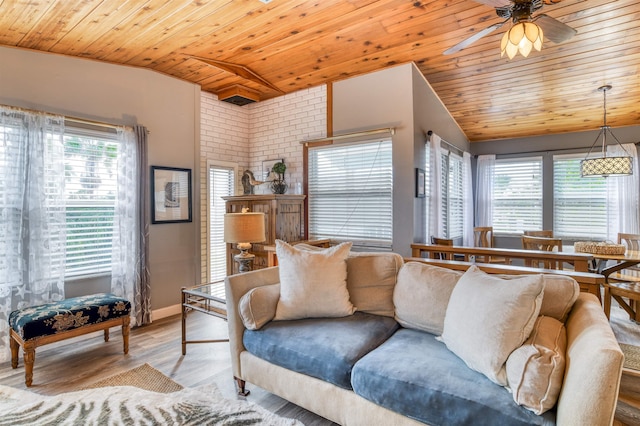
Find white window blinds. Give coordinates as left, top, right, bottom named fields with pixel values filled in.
left=308, top=139, right=393, bottom=249
left=553, top=153, right=607, bottom=239
left=492, top=157, right=543, bottom=234
left=64, top=127, right=120, bottom=278
left=209, top=165, right=235, bottom=282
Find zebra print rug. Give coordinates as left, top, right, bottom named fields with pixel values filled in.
left=0, top=383, right=302, bottom=425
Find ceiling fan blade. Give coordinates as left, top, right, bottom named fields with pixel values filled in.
left=534, top=14, right=577, bottom=43
left=443, top=19, right=509, bottom=55
left=472, top=0, right=512, bottom=7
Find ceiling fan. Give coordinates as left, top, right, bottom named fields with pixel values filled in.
left=443, top=0, right=577, bottom=57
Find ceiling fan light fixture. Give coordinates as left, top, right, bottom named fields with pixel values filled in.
left=500, top=22, right=543, bottom=59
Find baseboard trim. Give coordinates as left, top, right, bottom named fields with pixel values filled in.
left=152, top=303, right=181, bottom=321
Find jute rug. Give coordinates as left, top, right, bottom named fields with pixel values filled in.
left=0, top=364, right=303, bottom=426
left=82, top=363, right=184, bottom=393
left=620, top=343, right=640, bottom=371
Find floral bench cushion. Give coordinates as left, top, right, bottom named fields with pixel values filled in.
left=8, top=293, right=131, bottom=341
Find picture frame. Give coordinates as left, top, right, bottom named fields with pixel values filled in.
left=415, top=168, right=426, bottom=198
left=151, top=166, right=192, bottom=224
left=262, top=157, right=285, bottom=181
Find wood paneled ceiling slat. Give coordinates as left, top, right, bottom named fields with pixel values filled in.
left=0, top=0, right=638, bottom=142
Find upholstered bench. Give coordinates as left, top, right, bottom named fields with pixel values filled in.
left=8, top=293, right=131, bottom=386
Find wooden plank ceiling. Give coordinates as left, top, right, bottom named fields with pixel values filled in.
left=0, top=0, right=638, bottom=142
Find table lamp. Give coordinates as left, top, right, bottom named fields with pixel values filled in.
left=224, top=209, right=266, bottom=273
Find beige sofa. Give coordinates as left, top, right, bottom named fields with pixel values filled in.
left=225, top=251, right=623, bottom=426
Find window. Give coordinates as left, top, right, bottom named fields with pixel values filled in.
left=553, top=154, right=607, bottom=239
left=308, top=139, right=392, bottom=249
left=441, top=151, right=464, bottom=239
left=492, top=157, right=543, bottom=234
left=63, top=126, right=120, bottom=278
left=208, top=164, right=235, bottom=282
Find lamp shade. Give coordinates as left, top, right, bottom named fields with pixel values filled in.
left=581, top=156, right=633, bottom=177
left=224, top=212, right=266, bottom=243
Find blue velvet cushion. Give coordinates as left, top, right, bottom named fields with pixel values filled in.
left=351, top=329, right=556, bottom=426
left=9, top=293, right=131, bottom=341
left=243, top=312, right=399, bottom=389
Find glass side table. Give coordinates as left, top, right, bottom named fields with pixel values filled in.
left=181, top=283, right=228, bottom=355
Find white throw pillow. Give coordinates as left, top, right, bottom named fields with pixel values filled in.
left=506, top=316, right=567, bottom=415
left=441, top=265, right=544, bottom=386
left=274, top=240, right=355, bottom=321
left=238, top=284, right=280, bottom=330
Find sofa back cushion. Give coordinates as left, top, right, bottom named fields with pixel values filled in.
left=394, top=262, right=463, bottom=335
left=346, top=252, right=404, bottom=317
left=499, top=274, right=579, bottom=322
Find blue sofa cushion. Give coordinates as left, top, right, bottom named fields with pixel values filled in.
left=9, top=293, right=131, bottom=341
left=243, top=312, right=399, bottom=389
left=351, top=328, right=556, bottom=426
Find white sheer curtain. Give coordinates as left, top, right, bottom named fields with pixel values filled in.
left=606, top=144, right=640, bottom=240
left=110, top=127, right=140, bottom=324
left=0, top=106, right=66, bottom=362
left=462, top=152, right=474, bottom=246
left=428, top=133, right=444, bottom=240
left=475, top=154, right=496, bottom=227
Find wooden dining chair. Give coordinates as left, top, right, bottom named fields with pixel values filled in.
left=606, top=233, right=640, bottom=321
left=523, top=230, right=554, bottom=237
left=473, top=226, right=509, bottom=264
left=521, top=235, right=563, bottom=269
left=430, top=236, right=453, bottom=260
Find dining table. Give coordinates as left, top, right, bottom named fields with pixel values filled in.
left=571, top=245, right=640, bottom=319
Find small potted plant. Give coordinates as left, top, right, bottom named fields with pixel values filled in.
left=270, top=161, right=288, bottom=194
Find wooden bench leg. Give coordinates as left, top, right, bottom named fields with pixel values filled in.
left=23, top=341, right=36, bottom=387
left=10, top=333, right=19, bottom=369
left=122, top=316, right=130, bottom=354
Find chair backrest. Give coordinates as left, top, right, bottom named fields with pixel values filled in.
left=430, top=236, right=453, bottom=260
left=474, top=226, right=493, bottom=248
left=522, top=235, right=563, bottom=269
left=618, top=233, right=640, bottom=251
left=523, top=230, right=554, bottom=237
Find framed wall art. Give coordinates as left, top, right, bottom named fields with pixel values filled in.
left=151, top=166, right=192, bottom=224
left=415, top=168, right=426, bottom=198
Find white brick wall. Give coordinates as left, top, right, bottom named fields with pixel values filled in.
left=199, top=86, right=327, bottom=282
left=248, top=86, right=326, bottom=194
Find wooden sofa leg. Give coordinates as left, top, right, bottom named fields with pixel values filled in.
left=104, top=328, right=110, bottom=342
left=235, top=377, right=250, bottom=396
left=23, top=342, right=36, bottom=387
left=10, top=334, right=19, bottom=369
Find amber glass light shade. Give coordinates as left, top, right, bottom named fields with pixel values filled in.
left=500, top=22, right=544, bottom=59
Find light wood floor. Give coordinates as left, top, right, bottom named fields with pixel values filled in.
left=1, top=301, right=639, bottom=426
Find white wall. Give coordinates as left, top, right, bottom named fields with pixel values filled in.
left=333, top=63, right=469, bottom=255
left=0, top=46, right=200, bottom=311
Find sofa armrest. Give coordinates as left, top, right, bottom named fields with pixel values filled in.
left=557, top=293, right=624, bottom=426
left=225, top=266, right=281, bottom=380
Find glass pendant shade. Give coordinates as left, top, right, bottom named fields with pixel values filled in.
left=500, top=22, right=543, bottom=59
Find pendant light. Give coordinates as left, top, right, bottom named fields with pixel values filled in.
left=580, top=85, right=633, bottom=178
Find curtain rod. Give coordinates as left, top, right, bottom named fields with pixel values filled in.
left=301, top=127, right=395, bottom=145
left=427, top=130, right=464, bottom=156
left=1, top=103, right=136, bottom=132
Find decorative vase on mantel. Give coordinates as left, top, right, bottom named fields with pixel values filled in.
left=270, top=160, right=288, bottom=194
